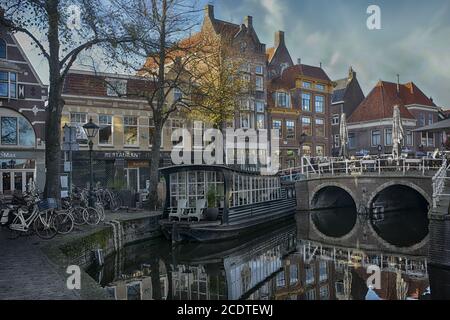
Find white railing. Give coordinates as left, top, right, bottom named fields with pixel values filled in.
left=280, top=156, right=444, bottom=182
left=432, top=158, right=450, bottom=208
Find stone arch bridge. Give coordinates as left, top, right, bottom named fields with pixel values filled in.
left=280, top=157, right=444, bottom=255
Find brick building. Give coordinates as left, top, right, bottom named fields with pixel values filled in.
left=347, top=80, right=441, bottom=155
left=330, top=67, right=365, bottom=156
left=0, top=26, right=48, bottom=195
left=266, top=31, right=333, bottom=168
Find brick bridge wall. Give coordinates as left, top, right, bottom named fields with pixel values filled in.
left=295, top=174, right=433, bottom=255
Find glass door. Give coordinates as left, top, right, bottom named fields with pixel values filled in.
left=0, top=170, right=34, bottom=194
left=126, top=168, right=139, bottom=193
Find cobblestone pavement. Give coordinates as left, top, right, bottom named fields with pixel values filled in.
left=0, top=210, right=161, bottom=300
left=0, top=229, right=80, bottom=300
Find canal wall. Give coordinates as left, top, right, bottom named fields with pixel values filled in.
left=42, top=212, right=163, bottom=299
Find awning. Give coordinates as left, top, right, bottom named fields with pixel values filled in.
left=413, top=118, right=450, bottom=133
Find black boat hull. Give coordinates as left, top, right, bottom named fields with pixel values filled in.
left=160, top=205, right=296, bottom=243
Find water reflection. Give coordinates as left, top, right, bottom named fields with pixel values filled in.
left=87, top=217, right=432, bottom=300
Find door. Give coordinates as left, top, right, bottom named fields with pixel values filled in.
left=0, top=170, right=35, bottom=194
left=126, top=168, right=139, bottom=193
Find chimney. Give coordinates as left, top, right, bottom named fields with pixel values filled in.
left=297, top=58, right=301, bottom=65
left=396, top=74, right=400, bottom=94
left=320, top=62, right=322, bottom=68
left=275, top=31, right=285, bottom=48
left=244, top=16, right=253, bottom=29
left=205, top=4, right=214, bottom=20
left=348, top=66, right=356, bottom=80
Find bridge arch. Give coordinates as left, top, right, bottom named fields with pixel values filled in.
left=310, top=182, right=358, bottom=239
left=367, top=181, right=430, bottom=248
left=310, top=182, right=358, bottom=210
left=367, top=181, right=431, bottom=210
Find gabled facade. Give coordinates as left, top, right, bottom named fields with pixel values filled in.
left=330, top=67, right=365, bottom=156
left=266, top=31, right=333, bottom=169
left=201, top=5, right=268, bottom=132
left=0, top=26, right=48, bottom=195
left=347, top=80, right=439, bottom=155
left=267, top=31, right=294, bottom=80
left=268, top=64, right=333, bottom=167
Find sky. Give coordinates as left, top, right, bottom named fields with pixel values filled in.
left=16, top=0, right=450, bottom=107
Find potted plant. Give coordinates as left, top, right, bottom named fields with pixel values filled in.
left=206, top=188, right=219, bottom=221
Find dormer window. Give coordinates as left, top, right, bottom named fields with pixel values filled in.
left=0, top=39, right=6, bottom=59
left=302, top=81, right=311, bottom=89
left=276, top=92, right=290, bottom=108
left=316, top=83, right=325, bottom=91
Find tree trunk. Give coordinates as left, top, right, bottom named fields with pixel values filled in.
left=147, top=123, right=163, bottom=210
left=43, top=84, right=63, bottom=201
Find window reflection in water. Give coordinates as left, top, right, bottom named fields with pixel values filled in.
left=87, top=226, right=430, bottom=301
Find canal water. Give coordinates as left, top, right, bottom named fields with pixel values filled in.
left=87, top=212, right=432, bottom=300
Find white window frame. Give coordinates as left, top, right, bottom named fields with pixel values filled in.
left=286, top=120, right=295, bottom=140
left=384, top=128, right=392, bottom=146
left=332, top=115, right=340, bottom=126
left=315, top=118, right=325, bottom=137
left=255, top=75, right=264, bottom=92
left=98, top=114, right=114, bottom=146
left=371, top=130, right=381, bottom=147
left=334, top=134, right=340, bottom=148
left=302, top=81, right=311, bottom=89
left=316, top=83, right=325, bottom=91
left=315, top=95, right=325, bottom=113
left=406, top=130, right=413, bottom=146
left=302, top=93, right=311, bottom=111
left=272, top=120, right=282, bottom=138
left=276, top=92, right=290, bottom=108
left=255, top=65, right=264, bottom=75
left=123, top=115, right=139, bottom=147
left=0, top=71, right=17, bottom=99
left=70, top=112, right=88, bottom=145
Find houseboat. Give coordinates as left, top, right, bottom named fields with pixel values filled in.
left=159, top=165, right=297, bottom=243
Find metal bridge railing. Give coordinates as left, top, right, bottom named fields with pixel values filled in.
left=432, top=158, right=450, bottom=209
left=279, top=156, right=444, bottom=182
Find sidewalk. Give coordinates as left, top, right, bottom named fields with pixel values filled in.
left=0, top=210, right=162, bottom=300
left=0, top=229, right=79, bottom=300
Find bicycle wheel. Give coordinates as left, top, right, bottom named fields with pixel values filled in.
left=54, top=212, right=74, bottom=235
left=83, top=207, right=101, bottom=226
left=71, top=207, right=87, bottom=226
left=33, top=210, right=58, bottom=240
left=96, top=204, right=105, bottom=221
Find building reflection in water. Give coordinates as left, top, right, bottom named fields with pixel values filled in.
left=88, top=222, right=430, bottom=301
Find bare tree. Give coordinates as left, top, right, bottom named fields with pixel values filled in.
left=0, top=0, right=132, bottom=200
left=103, top=0, right=205, bottom=208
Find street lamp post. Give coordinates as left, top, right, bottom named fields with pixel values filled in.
left=83, top=118, right=99, bottom=207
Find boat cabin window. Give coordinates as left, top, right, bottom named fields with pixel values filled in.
left=231, top=174, right=281, bottom=208
left=170, top=171, right=224, bottom=208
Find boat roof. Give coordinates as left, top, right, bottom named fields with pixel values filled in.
left=159, top=164, right=278, bottom=176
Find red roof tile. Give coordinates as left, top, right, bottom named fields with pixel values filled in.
left=348, top=81, right=421, bottom=123
left=63, top=72, right=154, bottom=98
